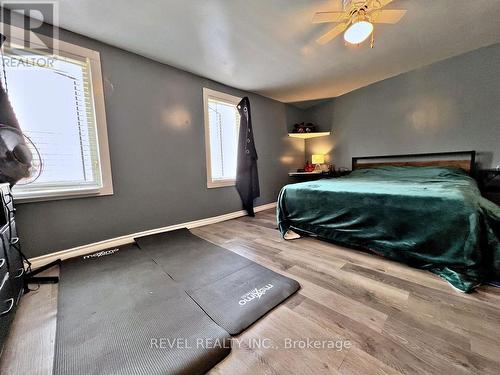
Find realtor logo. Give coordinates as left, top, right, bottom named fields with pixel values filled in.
left=238, top=284, right=274, bottom=306
left=83, top=248, right=120, bottom=260
left=0, top=1, right=59, bottom=52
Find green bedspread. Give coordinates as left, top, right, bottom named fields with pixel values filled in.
left=277, top=166, right=500, bottom=292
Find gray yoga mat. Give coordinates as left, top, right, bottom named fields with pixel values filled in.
left=135, top=229, right=300, bottom=335
left=54, top=245, right=230, bottom=375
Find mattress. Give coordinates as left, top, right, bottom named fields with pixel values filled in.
left=277, top=166, right=500, bottom=292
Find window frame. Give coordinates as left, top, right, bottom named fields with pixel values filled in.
left=203, top=87, right=241, bottom=189
left=2, top=23, right=113, bottom=202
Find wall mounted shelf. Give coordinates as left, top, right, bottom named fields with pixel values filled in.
left=288, top=132, right=331, bottom=139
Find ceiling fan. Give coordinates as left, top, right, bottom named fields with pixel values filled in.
left=313, top=0, right=407, bottom=47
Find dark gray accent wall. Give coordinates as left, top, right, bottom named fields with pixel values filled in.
left=14, top=26, right=304, bottom=258
left=304, top=43, right=500, bottom=170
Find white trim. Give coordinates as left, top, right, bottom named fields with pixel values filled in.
left=28, top=202, right=277, bottom=269
left=13, top=187, right=101, bottom=203
left=207, top=179, right=236, bottom=189
left=87, top=47, right=113, bottom=197
left=203, top=88, right=241, bottom=106
left=203, top=87, right=241, bottom=189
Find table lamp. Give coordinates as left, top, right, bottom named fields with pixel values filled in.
left=312, top=154, right=325, bottom=171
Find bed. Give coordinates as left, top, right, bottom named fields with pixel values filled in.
left=277, top=151, right=500, bottom=292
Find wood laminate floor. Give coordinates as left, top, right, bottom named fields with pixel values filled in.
left=2, top=209, right=500, bottom=374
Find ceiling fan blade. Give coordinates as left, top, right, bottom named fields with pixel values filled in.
left=371, top=9, right=407, bottom=24
left=312, top=11, right=348, bottom=24
left=316, top=23, right=347, bottom=45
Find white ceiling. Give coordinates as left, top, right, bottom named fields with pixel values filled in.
left=24, top=0, right=500, bottom=104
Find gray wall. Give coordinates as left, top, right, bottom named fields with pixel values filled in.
left=14, top=26, right=304, bottom=258
left=304, top=43, right=500, bottom=170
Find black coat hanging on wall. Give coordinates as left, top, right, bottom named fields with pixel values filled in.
left=236, top=97, right=260, bottom=216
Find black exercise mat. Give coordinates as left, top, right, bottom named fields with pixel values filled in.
left=135, top=229, right=252, bottom=291
left=54, top=245, right=230, bottom=375
left=189, top=262, right=300, bottom=334
left=135, top=229, right=300, bottom=335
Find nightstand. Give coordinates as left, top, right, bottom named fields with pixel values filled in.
left=288, top=169, right=351, bottom=181
left=477, top=169, right=500, bottom=205
left=288, top=171, right=325, bottom=181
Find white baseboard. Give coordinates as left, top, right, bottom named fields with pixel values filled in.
left=28, top=202, right=277, bottom=269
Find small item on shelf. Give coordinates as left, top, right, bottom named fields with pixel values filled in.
left=304, top=160, right=315, bottom=172
left=293, top=122, right=316, bottom=133
left=321, top=163, right=332, bottom=173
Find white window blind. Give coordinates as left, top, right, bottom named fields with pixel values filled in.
left=1, top=48, right=104, bottom=198
left=203, top=88, right=241, bottom=188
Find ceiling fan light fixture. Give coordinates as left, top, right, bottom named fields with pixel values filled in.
left=343, top=20, right=373, bottom=44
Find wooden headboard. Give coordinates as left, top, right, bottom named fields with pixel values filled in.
left=352, top=151, right=476, bottom=174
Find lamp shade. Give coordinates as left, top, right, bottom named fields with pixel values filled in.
left=312, top=154, right=325, bottom=164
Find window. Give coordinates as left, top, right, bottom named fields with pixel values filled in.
left=203, top=88, right=241, bottom=188
left=1, top=27, right=112, bottom=201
